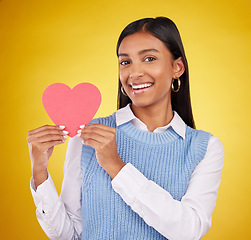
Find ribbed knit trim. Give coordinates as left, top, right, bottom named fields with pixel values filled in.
left=89, top=113, right=210, bottom=153
left=119, top=121, right=181, bottom=145
left=186, top=127, right=212, bottom=164
left=93, top=113, right=182, bottom=145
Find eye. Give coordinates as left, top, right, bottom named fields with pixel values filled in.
left=120, top=60, right=131, bottom=66
left=144, top=56, right=156, bottom=62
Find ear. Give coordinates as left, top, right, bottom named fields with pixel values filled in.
left=173, top=57, right=185, bottom=78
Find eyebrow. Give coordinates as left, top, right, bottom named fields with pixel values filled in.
left=118, top=48, right=159, bottom=57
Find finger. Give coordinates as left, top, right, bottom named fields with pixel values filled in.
left=79, top=128, right=115, bottom=142
left=81, top=131, right=107, bottom=143
left=27, top=128, right=68, bottom=143
left=31, top=133, right=67, bottom=144
left=82, top=124, right=116, bottom=134
left=28, top=125, right=59, bottom=135
left=27, top=125, right=65, bottom=136
left=31, top=139, right=67, bottom=154
left=80, top=124, right=116, bottom=137
left=82, top=138, right=100, bottom=150
left=42, top=139, right=66, bottom=150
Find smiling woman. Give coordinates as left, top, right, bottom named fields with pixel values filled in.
left=118, top=30, right=185, bottom=131
left=28, top=17, right=224, bottom=240
left=117, top=17, right=194, bottom=129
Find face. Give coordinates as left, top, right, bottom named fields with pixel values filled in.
left=118, top=31, right=183, bottom=109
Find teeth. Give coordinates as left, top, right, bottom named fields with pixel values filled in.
left=131, top=83, right=153, bottom=90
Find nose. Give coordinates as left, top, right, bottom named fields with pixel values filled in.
left=129, top=63, right=144, bottom=80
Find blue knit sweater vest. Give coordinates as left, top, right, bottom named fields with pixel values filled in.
left=81, top=113, right=211, bottom=240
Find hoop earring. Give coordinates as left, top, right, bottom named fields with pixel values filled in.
left=121, top=86, right=128, bottom=96
left=172, top=78, right=181, bottom=92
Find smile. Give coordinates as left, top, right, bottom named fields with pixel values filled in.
left=129, top=83, right=154, bottom=94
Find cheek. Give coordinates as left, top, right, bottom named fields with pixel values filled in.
left=160, top=62, right=174, bottom=80
left=119, top=69, right=128, bottom=84
left=148, top=65, right=172, bottom=84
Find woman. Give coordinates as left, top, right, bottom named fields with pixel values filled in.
left=27, top=17, right=224, bottom=240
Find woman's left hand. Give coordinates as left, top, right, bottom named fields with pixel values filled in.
left=78, top=124, right=126, bottom=179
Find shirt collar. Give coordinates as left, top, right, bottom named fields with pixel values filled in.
left=116, top=104, right=186, bottom=139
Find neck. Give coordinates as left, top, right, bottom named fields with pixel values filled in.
left=131, top=101, right=173, bottom=132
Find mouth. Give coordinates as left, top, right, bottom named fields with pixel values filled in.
left=129, top=82, right=154, bottom=94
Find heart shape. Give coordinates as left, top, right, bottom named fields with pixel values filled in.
left=42, top=83, right=101, bottom=137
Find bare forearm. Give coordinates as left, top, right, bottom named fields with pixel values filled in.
left=104, top=155, right=126, bottom=179
left=33, top=167, right=48, bottom=188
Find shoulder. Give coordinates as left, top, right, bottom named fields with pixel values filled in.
left=206, top=136, right=224, bottom=164
left=185, top=127, right=221, bottom=162
left=185, top=126, right=212, bottom=150
left=186, top=126, right=211, bottom=138
left=191, top=135, right=224, bottom=183
left=186, top=127, right=224, bottom=154
left=186, top=127, right=224, bottom=165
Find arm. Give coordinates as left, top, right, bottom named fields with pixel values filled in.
left=111, top=136, right=224, bottom=240
left=78, top=124, right=224, bottom=239
left=29, top=127, right=82, bottom=240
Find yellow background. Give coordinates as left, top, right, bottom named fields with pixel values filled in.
left=0, top=0, right=250, bottom=239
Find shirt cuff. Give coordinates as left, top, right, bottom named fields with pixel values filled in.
left=30, top=174, right=60, bottom=214
left=111, top=163, right=148, bottom=205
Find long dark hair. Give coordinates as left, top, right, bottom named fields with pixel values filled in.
left=116, top=17, right=195, bottom=129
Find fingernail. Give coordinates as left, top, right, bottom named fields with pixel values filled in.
left=77, top=133, right=81, bottom=137
left=62, top=139, right=66, bottom=143
left=80, top=125, right=85, bottom=129
left=59, top=125, right=66, bottom=129
left=81, top=140, right=85, bottom=144
left=63, top=135, right=68, bottom=139
left=77, top=129, right=82, bottom=134
left=63, top=130, right=69, bottom=135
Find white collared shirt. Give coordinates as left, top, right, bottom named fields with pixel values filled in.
left=30, top=104, right=224, bottom=240
left=116, top=104, right=186, bottom=137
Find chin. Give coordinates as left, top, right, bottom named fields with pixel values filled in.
left=131, top=99, right=153, bottom=108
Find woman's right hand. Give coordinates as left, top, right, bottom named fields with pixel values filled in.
left=27, top=125, right=68, bottom=188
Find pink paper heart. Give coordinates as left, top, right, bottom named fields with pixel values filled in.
left=42, top=83, right=101, bottom=137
